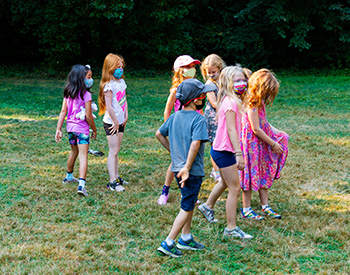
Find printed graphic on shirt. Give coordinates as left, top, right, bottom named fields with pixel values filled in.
left=116, top=89, right=126, bottom=111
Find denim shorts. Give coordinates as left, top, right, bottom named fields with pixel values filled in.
left=174, top=172, right=203, bottom=211
left=103, top=122, right=125, bottom=136
left=210, top=147, right=237, bottom=168
left=68, top=132, right=90, bottom=145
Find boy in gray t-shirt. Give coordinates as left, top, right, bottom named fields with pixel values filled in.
left=156, top=78, right=216, bottom=258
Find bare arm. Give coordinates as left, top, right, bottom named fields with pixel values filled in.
left=55, top=99, right=68, bottom=143
left=122, top=101, right=128, bottom=126
left=156, top=129, right=170, bottom=152
left=104, top=90, right=120, bottom=135
left=247, top=108, right=283, bottom=154
left=85, top=100, right=97, bottom=140
left=164, top=92, right=177, bottom=122
left=177, top=140, right=201, bottom=187
left=225, top=110, right=244, bottom=170
left=207, top=91, right=217, bottom=109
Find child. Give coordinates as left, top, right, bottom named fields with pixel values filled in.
left=156, top=78, right=216, bottom=257
left=157, top=55, right=201, bottom=205
left=55, top=65, right=97, bottom=197
left=240, top=69, right=289, bottom=220
left=98, top=53, right=129, bottom=192
left=198, top=65, right=252, bottom=239
left=200, top=54, right=226, bottom=182
left=85, top=64, right=94, bottom=89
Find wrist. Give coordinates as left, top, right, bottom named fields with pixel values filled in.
left=271, top=141, right=276, bottom=148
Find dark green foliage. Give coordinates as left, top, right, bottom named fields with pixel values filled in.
left=1, top=0, right=350, bottom=70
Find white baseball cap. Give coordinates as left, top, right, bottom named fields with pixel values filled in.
left=173, top=55, right=201, bottom=72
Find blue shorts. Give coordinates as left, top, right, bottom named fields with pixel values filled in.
left=68, top=132, right=90, bottom=145
left=174, top=172, right=203, bottom=211
left=210, top=147, right=236, bottom=168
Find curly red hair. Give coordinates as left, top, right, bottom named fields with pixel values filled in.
left=245, top=69, right=280, bottom=109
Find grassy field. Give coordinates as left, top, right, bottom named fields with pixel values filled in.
left=0, top=71, right=350, bottom=274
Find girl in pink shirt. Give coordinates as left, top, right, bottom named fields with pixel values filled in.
left=55, top=65, right=97, bottom=197
left=198, top=65, right=253, bottom=239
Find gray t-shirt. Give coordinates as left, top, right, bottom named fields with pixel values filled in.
left=159, top=110, right=209, bottom=177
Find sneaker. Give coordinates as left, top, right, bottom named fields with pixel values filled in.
left=118, top=176, right=129, bottom=185
left=157, top=241, right=182, bottom=258
left=107, top=179, right=125, bottom=192
left=210, top=169, right=221, bottom=182
left=77, top=186, right=88, bottom=196
left=261, top=205, right=282, bottom=219
left=198, top=203, right=218, bottom=223
left=223, top=226, right=253, bottom=239
left=176, top=237, right=204, bottom=251
left=157, top=194, right=169, bottom=205
left=62, top=177, right=78, bottom=184
left=240, top=208, right=265, bottom=220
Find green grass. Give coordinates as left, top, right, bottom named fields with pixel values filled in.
left=0, top=72, right=349, bottom=274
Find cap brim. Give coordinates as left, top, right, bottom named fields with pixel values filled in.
left=202, top=83, right=217, bottom=93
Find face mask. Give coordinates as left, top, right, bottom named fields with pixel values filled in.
left=85, top=78, right=93, bottom=88
left=113, top=68, right=123, bottom=79
left=196, top=99, right=206, bottom=110
left=183, top=68, right=196, bottom=78
left=208, top=73, right=219, bottom=80
left=234, top=80, right=247, bottom=95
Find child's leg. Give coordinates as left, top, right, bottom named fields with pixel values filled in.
left=164, top=163, right=174, bottom=187
left=77, top=144, right=89, bottom=179
left=67, top=145, right=78, bottom=173
left=167, top=209, right=193, bottom=240
left=106, top=133, right=123, bottom=182
left=205, top=178, right=227, bottom=209
left=258, top=188, right=268, bottom=206
left=220, top=164, right=240, bottom=230
left=211, top=155, right=220, bottom=173
left=242, top=189, right=252, bottom=208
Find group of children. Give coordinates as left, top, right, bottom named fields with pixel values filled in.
left=55, top=52, right=289, bottom=258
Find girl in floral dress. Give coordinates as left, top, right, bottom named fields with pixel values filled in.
left=240, top=69, right=289, bottom=220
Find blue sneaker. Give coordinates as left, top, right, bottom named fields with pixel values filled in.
left=176, top=237, right=204, bottom=251
left=157, top=241, right=182, bottom=258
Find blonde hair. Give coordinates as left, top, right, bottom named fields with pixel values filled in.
left=216, top=65, right=246, bottom=116
left=200, top=54, right=226, bottom=83
left=245, top=69, right=280, bottom=109
left=170, top=68, right=186, bottom=94
left=98, top=53, right=125, bottom=115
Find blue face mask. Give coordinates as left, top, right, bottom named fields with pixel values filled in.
left=85, top=78, right=94, bottom=88
left=113, top=68, right=123, bottom=79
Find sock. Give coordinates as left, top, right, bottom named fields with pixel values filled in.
left=165, top=237, right=175, bottom=246
left=79, top=178, right=86, bottom=188
left=66, top=171, right=73, bottom=181
left=204, top=203, right=213, bottom=211
left=243, top=207, right=251, bottom=213
left=161, top=185, right=170, bottom=196
left=261, top=204, right=269, bottom=210
left=181, top=233, right=192, bottom=241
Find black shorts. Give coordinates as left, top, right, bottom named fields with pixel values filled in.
left=103, top=122, right=125, bottom=136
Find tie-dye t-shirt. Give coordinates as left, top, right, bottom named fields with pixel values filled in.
left=103, top=79, right=127, bottom=125
left=65, top=91, right=92, bottom=135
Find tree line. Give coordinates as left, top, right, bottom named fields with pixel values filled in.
left=1, top=0, right=350, bottom=71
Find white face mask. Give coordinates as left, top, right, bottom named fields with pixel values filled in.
left=182, top=68, right=196, bottom=78
left=208, top=72, right=219, bottom=80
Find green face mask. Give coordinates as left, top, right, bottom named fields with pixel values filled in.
left=182, top=68, right=196, bottom=78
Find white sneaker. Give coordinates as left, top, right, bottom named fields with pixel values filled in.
left=77, top=186, right=88, bottom=196
left=223, top=226, right=253, bottom=239
left=107, top=179, right=125, bottom=192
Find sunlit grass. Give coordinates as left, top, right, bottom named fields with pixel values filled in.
left=0, top=73, right=350, bottom=274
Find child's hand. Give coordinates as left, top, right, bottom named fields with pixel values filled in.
left=236, top=155, right=244, bottom=170
left=272, top=142, right=283, bottom=154
left=109, top=123, right=120, bottom=135
left=55, top=130, right=62, bottom=143
left=91, top=131, right=97, bottom=140
left=177, top=167, right=189, bottom=188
